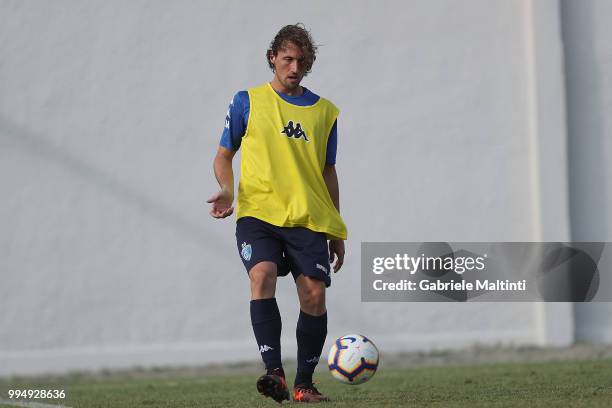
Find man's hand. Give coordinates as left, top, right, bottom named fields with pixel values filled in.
left=208, top=146, right=236, bottom=219
left=207, top=188, right=234, bottom=218
left=328, top=240, right=345, bottom=273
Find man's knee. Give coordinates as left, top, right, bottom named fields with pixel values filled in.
left=302, top=286, right=325, bottom=305
left=249, top=262, right=277, bottom=298
left=298, top=277, right=326, bottom=314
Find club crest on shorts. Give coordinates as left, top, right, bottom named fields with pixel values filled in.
left=241, top=242, right=252, bottom=261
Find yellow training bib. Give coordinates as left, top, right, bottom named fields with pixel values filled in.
left=236, top=83, right=347, bottom=240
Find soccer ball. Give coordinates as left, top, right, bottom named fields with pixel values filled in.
left=327, top=334, right=379, bottom=384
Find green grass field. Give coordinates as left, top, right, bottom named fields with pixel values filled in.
left=1, top=359, right=612, bottom=407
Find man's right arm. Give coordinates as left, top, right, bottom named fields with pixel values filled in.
left=208, top=91, right=248, bottom=219
left=207, top=146, right=236, bottom=218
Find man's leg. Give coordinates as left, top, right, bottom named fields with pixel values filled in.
left=279, top=225, right=331, bottom=402
left=249, top=261, right=282, bottom=372
left=293, top=275, right=329, bottom=402
left=236, top=217, right=290, bottom=402
left=249, top=261, right=290, bottom=403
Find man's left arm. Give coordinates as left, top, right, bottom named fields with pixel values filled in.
left=323, top=164, right=345, bottom=273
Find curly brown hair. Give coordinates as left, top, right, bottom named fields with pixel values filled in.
left=266, top=23, right=318, bottom=75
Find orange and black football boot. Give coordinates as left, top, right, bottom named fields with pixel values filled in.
left=256, top=367, right=290, bottom=404
left=293, top=382, right=330, bottom=403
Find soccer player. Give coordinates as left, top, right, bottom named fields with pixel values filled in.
left=207, top=24, right=347, bottom=403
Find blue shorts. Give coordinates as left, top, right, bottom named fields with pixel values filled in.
left=235, top=216, right=332, bottom=287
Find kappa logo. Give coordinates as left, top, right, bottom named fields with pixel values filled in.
left=225, top=98, right=232, bottom=129
left=241, top=242, right=252, bottom=261
left=281, top=120, right=309, bottom=141
left=259, top=344, right=274, bottom=353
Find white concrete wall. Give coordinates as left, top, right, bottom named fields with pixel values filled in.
left=561, top=0, right=612, bottom=344
left=0, top=0, right=604, bottom=377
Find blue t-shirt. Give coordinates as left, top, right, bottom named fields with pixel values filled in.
left=219, top=87, right=338, bottom=165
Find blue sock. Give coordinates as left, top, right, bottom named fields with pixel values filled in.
left=250, top=298, right=282, bottom=373
left=295, top=310, right=327, bottom=386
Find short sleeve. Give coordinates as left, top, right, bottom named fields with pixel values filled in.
left=325, top=119, right=338, bottom=165
left=219, top=91, right=249, bottom=151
